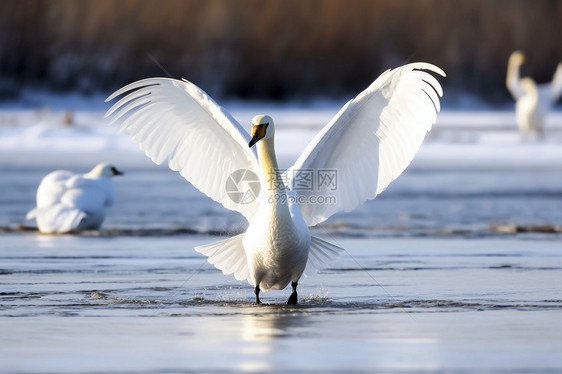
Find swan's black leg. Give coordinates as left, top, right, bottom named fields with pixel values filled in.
left=254, top=285, right=262, bottom=304
left=286, top=281, right=298, bottom=305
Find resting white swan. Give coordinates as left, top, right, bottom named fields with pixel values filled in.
left=105, top=62, right=444, bottom=304
left=26, top=163, right=123, bottom=234
left=506, top=51, right=562, bottom=139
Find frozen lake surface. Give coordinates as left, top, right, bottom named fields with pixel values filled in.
left=1, top=106, right=562, bottom=373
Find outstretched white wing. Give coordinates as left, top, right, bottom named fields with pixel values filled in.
left=105, top=78, right=262, bottom=219
left=286, top=63, right=445, bottom=227
left=544, top=63, right=562, bottom=104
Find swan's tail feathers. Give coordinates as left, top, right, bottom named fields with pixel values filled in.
left=28, top=205, right=86, bottom=234
left=304, top=235, right=344, bottom=276
left=551, top=63, right=562, bottom=103
left=194, top=233, right=250, bottom=282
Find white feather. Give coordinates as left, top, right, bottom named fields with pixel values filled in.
left=285, top=63, right=445, bottom=226
left=105, top=78, right=262, bottom=220
left=194, top=234, right=250, bottom=282
left=304, top=235, right=344, bottom=276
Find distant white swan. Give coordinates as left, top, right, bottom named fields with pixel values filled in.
left=105, top=62, right=444, bottom=304
left=506, top=51, right=562, bottom=139
left=26, top=163, right=123, bottom=234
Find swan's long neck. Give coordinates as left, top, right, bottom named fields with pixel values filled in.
left=257, top=137, right=280, bottom=175
left=506, top=54, right=530, bottom=101
left=507, top=59, right=522, bottom=90
left=257, top=137, right=288, bottom=210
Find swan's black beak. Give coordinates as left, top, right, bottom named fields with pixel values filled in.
left=248, top=133, right=260, bottom=148
left=111, top=167, right=124, bottom=176
left=248, top=123, right=269, bottom=148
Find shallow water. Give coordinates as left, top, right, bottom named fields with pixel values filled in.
left=1, top=234, right=561, bottom=373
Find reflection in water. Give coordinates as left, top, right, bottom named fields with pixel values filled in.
left=238, top=307, right=310, bottom=372
left=35, top=234, right=60, bottom=248
left=234, top=305, right=442, bottom=372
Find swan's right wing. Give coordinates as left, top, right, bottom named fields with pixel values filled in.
left=538, top=63, right=562, bottom=110
left=105, top=78, right=262, bottom=220
left=286, top=63, right=444, bottom=227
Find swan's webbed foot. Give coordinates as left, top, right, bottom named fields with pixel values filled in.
left=254, top=285, right=262, bottom=304
left=286, top=281, right=298, bottom=305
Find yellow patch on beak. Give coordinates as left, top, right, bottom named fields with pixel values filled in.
left=248, top=123, right=268, bottom=147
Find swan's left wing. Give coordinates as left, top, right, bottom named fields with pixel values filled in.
left=285, top=63, right=445, bottom=227
left=105, top=78, right=262, bottom=220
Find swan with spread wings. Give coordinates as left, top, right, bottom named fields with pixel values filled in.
left=105, top=62, right=445, bottom=304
